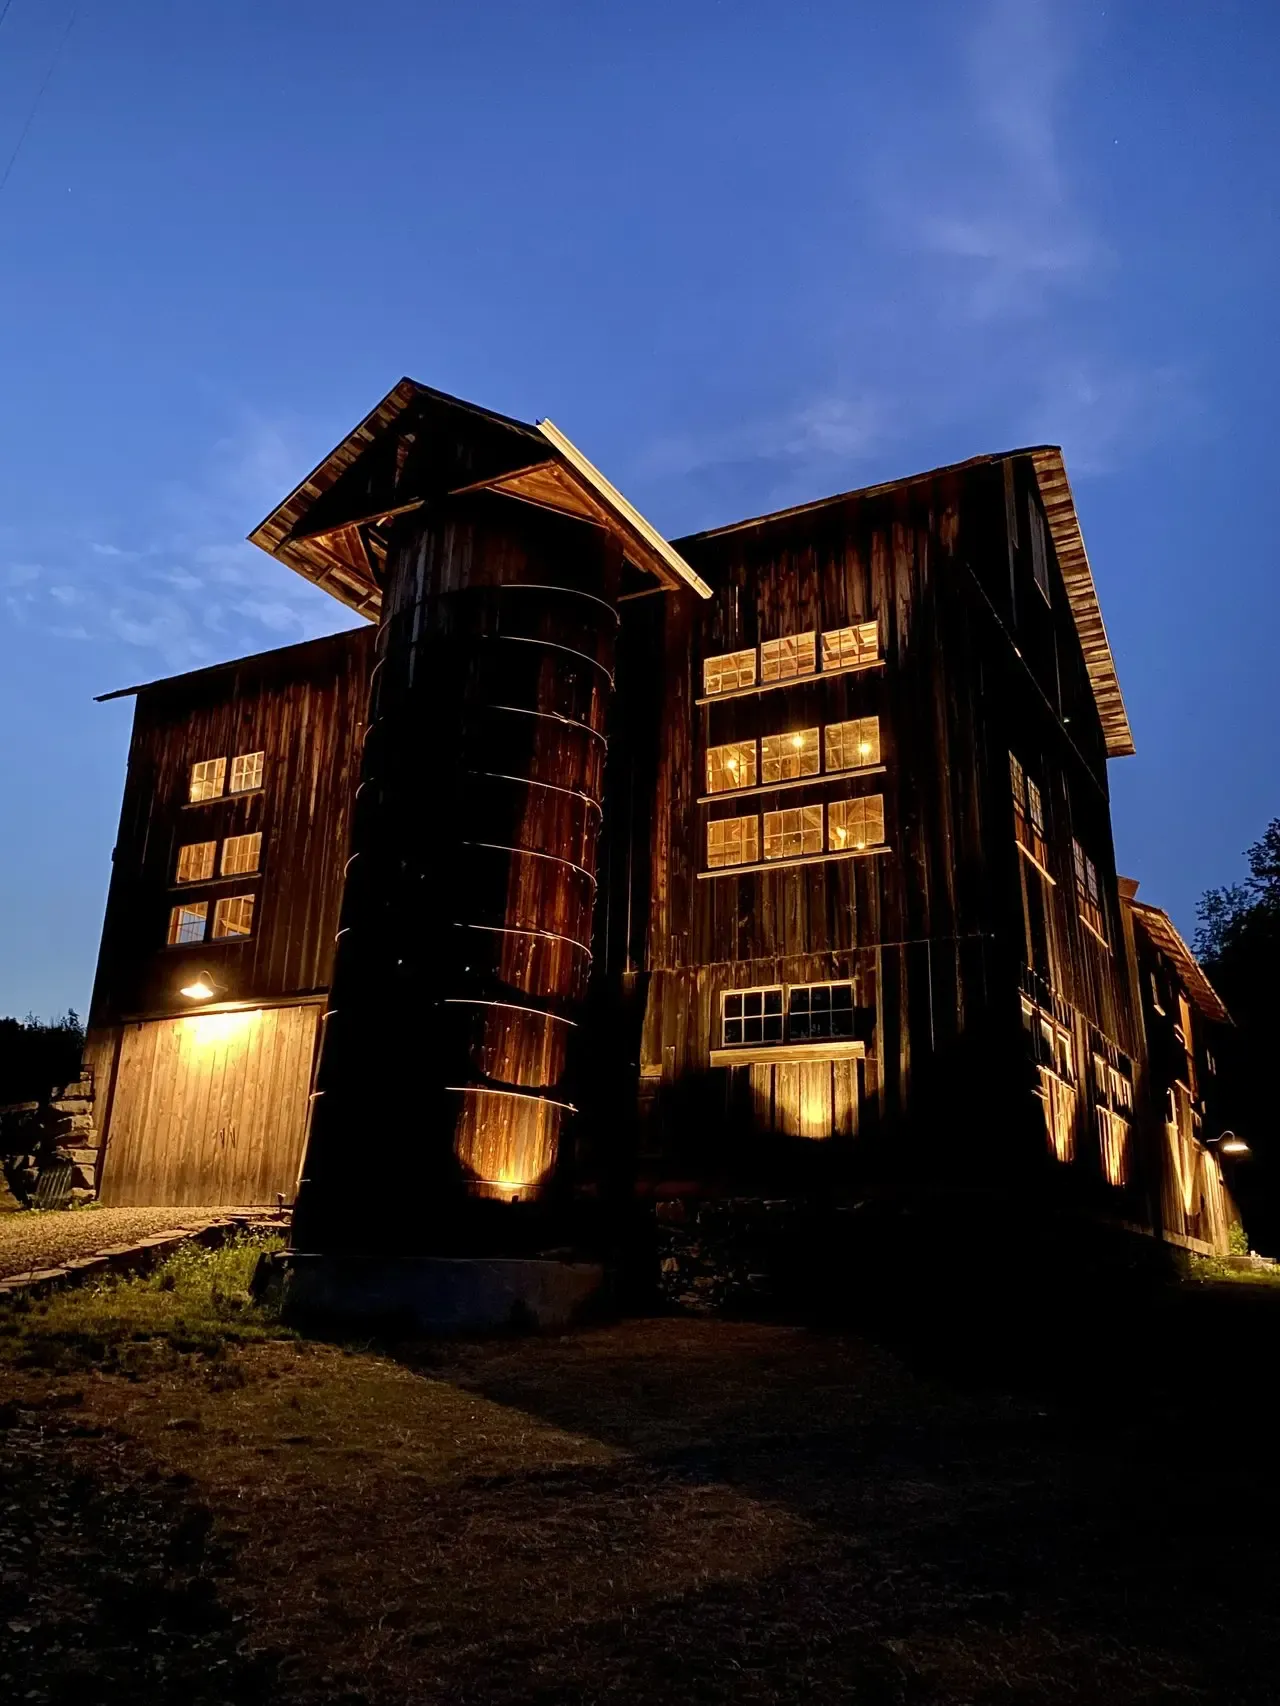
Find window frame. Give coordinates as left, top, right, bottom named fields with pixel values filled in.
left=229, top=750, right=265, bottom=795
left=824, top=717, right=880, bottom=773
left=211, top=893, right=256, bottom=941
left=706, top=814, right=760, bottom=869
left=167, top=900, right=209, bottom=947
left=760, top=727, right=820, bottom=785
left=827, top=793, right=885, bottom=853
left=175, top=840, right=217, bottom=884
left=702, top=648, right=757, bottom=697
left=721, top=985, right=785, bottom=1047
left=759, top=631, right=817, bottom=684
left=188, top=757, right=227, bottom=804
left=220, top=831, right=263, bottom=878
left=762, top=804, right=824, bottom=862
left=820, top=621, right=879, bottom=671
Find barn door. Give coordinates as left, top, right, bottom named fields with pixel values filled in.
left=99, top=1005, right=320, bottom=1207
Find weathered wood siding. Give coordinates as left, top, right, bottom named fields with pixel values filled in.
left=593, top=457, right=1143, bottom=1205
left=90, top=628, right=373, bottom=1025
left=97, top=1002, right=320, bottom=1207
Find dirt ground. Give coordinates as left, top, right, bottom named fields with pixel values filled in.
left=0, top=1206, right=234, bottom=1279
left=3, top=1255, right=1280, bottom=1704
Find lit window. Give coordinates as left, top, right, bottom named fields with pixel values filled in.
left=229, top=751, right=264, bottom=794
left=1098, top=1108, right=1130, bottom=1187
left=706, top=741, right=757, bottom=794
left=703, top=649, right=757, bottom=696
left=706, top=815, right=759, bottom=869
left=820, top=621, right=879, bottom=670
left=788, top=981, right=855, bottom=1041
left=762, top=805, right=823, bottom=861
left=760, top=632, right=816, bottom=683
left=212, top=894, right=255, bottom=939
left=1028, top=496, right=1051, bottom=603
left=760, top=727, right=820, bottom=784
left=1011, top=752, right=1049, bottom=869
left=824, top=717, right=880, bottom=772
left=722, top=987, right=784, bottom=1046
left=168, top=901, right=208, bottom=946
left=827, top=794, right=885, bottom=852
left=1072, top=839, right=1106, bottom=942
left=221, top=832, right=262, bottom=877
left=189, top=757, right=226, bottom=803
left=175, top=841, right=216, bottom=884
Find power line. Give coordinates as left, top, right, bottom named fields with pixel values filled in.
left=0, top=4, right=79, bottom=199
left=0, top=2, right=17, bottom=33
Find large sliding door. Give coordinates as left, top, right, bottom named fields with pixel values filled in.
left=99, top=1004, right=319, bottom=1207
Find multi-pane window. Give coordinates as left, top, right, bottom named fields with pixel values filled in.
left=188, top=757, right=226, bottom=803
left=828, top=794, right=885, bottom=852
left=1010, top=752, right=1049, bottom=869
left=1028, top=497, right=1051, bottom=603
left=760, top=727, right=820, bottom=784
left=1098, top=1107, right=1130, bottom=1187
left=763, top=805, right=823, bottom=861
left=720, top=980, right=858, bottom=1051
left=707, top=815, right=759, bottom=869
left=1072, top=840, right=1106, bottom=943
left=820, top=621, right=879, bottom=670
left=824, top=717, right=879, bottom=772
left=706, top=741, right=757, bottom=794
left=230, top=750, right=265, bottom=794
left=788, top=981, right=855, bottom=1041
left=221, top=832, right=263, bottom=877
left=212, top=894, right=255, bottom=939
left=168, top=901, right=208, bottom=946
left=703, top=648, right=757, bottom=696
left=722, top=987, right=784, bottom=1046
left=760, top=632, right=816, bottom=683
left=175, top=841, right=216, bottom=884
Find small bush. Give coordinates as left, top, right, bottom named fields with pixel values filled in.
left=0, top=1228, right=293, bottom=1375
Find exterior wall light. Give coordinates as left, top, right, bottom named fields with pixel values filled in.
left=1214, top=1131, right=1251, bottom=1157
left=179, top=974, right=219, bottom=1001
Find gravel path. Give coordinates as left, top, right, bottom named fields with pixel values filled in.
left=0, top=1208, right=243, bottom=1280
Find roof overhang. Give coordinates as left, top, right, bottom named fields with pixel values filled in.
left=247, top=380, right=709, bottom=618
left=1127, top=896, right=1230, bottom=1024
left=1027, top=448, right=1134, bottom=758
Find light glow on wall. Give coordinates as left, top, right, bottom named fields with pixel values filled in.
left=181, top=1009, right=262, bottom=1048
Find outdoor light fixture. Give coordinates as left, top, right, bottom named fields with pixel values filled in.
left=1214, top=1131, right=1251, bottom=1157
left=179, top=974, right=219, bottom=1001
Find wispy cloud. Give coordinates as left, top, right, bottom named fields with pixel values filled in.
left=0, top=412, right=361, bottom=676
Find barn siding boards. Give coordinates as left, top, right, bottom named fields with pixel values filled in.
left=98, top=1004, right=320, bottom=1208
left=89, top=628, right=373, bottom=1028
left=614, top=455, right=1143, bottom=1208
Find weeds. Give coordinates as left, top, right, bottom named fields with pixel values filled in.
left=0, top=1229, right=293, bottom=1376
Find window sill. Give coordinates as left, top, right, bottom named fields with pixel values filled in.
left=1079, top=912, right=1110, bottom=950
left=696, top=657, right=884, bottom=706
left=1017, top=840, right=1057, bottom=885
left=182, top=788, right=265, bottom=809
left=172, top=873, right=263, bottom=891
left=698, top=763, right=885, bottom=805
left=710, top=1039, right=866, bottom=1067
left=699, top=844, right=890, bottom=879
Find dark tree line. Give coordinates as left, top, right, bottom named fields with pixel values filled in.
left=1195, top=819, right=1280, bottom=1250
left=0, top=1011, right=85, bottom=1108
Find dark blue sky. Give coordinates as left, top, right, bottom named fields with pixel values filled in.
left=1, top=0, right=1276, bottom=1018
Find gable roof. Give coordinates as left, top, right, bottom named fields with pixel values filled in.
left=678, top=443, right=1135, bottom=760
left=1127, top=897, right=1231, bottom=1024
left=246, top=379, right=709, bottom=616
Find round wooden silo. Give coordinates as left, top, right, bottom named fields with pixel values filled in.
left=295, top=490, right=621, bottom=1240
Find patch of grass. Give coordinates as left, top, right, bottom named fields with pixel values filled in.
left=1184, top=1251, right=1280, bottom=1285
left=0, top=1229, right=293, bottom=1376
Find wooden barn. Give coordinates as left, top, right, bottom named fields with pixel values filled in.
left=72, top=379, right=1242, bottom=1306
